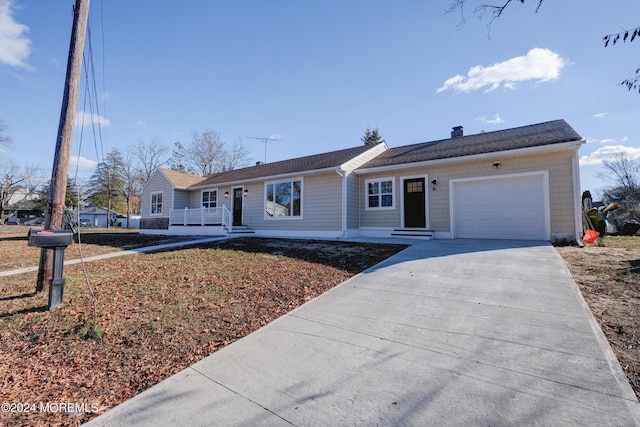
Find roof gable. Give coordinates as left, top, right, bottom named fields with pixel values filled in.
left=358, top=120, right=582, bottom=170
left=159, top=168, right=207, bottom=188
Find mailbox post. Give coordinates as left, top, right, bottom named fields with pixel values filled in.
left=28, top=229, right=74, bottom=310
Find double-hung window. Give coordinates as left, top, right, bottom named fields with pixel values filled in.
left=202, top=190, right=217, bottom=208
left=366, top=178, right=394, bottom=210
left=150, top=192, right=163, bottom=215
left=265, top=179, right=302, bottom=218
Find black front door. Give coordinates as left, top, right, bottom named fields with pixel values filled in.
left=404, top=178, right=426, bottom=228
left=233, top=187, right=243, bottom=226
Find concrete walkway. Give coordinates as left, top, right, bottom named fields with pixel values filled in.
left=0, top=237, right=228, bottom=278
left=85, top=239, right=640, bottom=426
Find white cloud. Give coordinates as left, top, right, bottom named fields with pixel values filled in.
left=69, top=155, right=98, bottom=170
left=592, top=112, right=608, bottom=119
left=75, top=111, right=111, bottom=129
left=586, top=137, right=627, bottom=145
left=436, top=48, right=566, bottom=94
left=579, top=145, right=640, bottom=166
left=0, top=0, right=32, bottom=69
left=476, top=114, right=504, bottom=125
left=134, top=120, right=148, bottom=128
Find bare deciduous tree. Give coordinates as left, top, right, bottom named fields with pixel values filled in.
left=0, top=119, right=12, bottom=150
left=188, top=129, right=226, bottom=175
left=185, top=130, right=252, bottom=175
left=122, top=148, right=143, bottom=226
left=599, top=152, right=640, bottom=190
left=132, top=139, right=170, bottom=185
left=597, top=153, right=640, bottom=231
left=224, top=137, right=252, bottom=171
left=1, top=160, right=43, bottom=224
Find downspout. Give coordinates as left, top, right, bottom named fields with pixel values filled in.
left=336, top=168, right=348, bottom=238
left=572, top=142, right=586, bottom=246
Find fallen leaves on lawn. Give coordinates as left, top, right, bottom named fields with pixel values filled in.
left=0, top=235, right=405, bottom=427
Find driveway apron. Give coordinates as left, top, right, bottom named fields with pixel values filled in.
left=86, top=239, right=640, bottom=426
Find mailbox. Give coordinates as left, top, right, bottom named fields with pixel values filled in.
left=28, top=229, right=73, bottom=248
left=27, top=228, right=74, bottom=310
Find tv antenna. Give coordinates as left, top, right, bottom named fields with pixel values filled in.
left=246, top=136, right=282, bottom=163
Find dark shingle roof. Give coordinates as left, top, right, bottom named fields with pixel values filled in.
left=358, top=120, right=582, bottom=170
left=193, top=144, right=376, bottom=187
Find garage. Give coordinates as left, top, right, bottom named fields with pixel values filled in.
left=452, top=173, right=549, bottom=240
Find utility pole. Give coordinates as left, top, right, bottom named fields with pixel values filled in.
left=37, top=0, right=91, bottom=292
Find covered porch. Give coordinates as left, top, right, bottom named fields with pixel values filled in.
left=170, top=206, right=231, bottom=228
left=168, top=206, right=253, bottom=236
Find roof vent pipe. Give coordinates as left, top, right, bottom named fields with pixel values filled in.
left=451, top=126, right=464, bottom=138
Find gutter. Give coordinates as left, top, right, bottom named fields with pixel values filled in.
left=572, top=141, right=587, bottom=246
left=336, top=168, right=348, bottom=238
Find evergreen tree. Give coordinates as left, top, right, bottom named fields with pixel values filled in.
left=86, top=149, right=127, bottom=225
left=170, top=141, right=190, bottom=172
left=361, top=127, right=385, bottom=146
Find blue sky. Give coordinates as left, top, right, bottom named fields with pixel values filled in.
left=1, top=0, right=639, bottom=198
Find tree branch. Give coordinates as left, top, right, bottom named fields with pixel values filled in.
left=603, top=26, right=640, bottom=47
left=447, top=0, right=544, bottom=33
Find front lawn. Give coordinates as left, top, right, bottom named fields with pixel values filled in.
left=0, top=230, right=404, bottom=427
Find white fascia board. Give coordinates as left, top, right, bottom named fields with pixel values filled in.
left=339, top=142, right=389, bottom=174
left=353, top=140, right=585, bottom=175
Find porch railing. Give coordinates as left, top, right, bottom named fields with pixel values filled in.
left=221, top=205, right=232, bottom=233
left=169, top=206, right=233, bottom=232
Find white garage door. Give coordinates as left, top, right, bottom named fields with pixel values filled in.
left=453, top=174, right=547, bottom=240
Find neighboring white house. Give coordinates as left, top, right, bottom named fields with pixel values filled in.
left=139, top=120, right=585, bottom=243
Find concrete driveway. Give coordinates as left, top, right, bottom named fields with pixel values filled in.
left=85, top=239, right=640, bottom=426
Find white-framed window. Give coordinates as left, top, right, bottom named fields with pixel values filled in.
left=265, top=179, right=302, bottom=219
left=150, top=191, right=163, bottom=215
left=202, top=190, right=217, bottom=208
left=365, top=178, right=394, bottom=210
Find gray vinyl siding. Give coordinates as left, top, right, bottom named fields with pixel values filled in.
left=174, top=190, right=191, bottom=210
left=189, top=191, right=200, bottom=208
left=358, top=174, right=401, bottom=228
left=304, top=173, right=342, bottom=230
left=141, top=171, right=173, bottom=218
left=189, top=188, right=221, bottom=209
left=358, top=149, right=577, bottom=236
left=243, top=172, right=342, bottom=231
left=346, top=173, right=360, bottom=230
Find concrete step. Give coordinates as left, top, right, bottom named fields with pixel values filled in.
left=227, top=225, right=255, bottom=235
left=390, top=228, right=434, bottom=240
